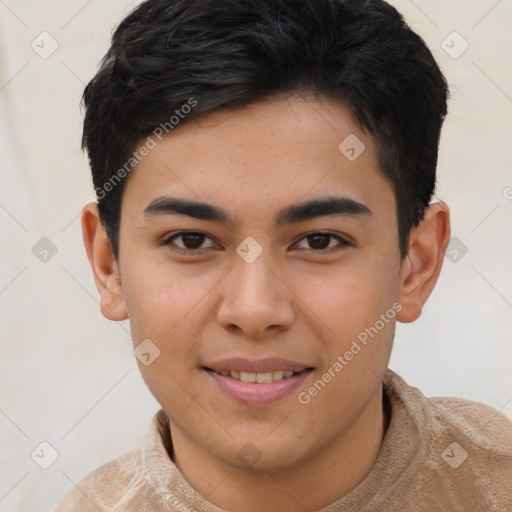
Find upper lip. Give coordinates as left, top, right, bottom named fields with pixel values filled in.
left=204, top=358, right=313, bottom=373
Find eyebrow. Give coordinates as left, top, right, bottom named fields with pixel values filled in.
left=143, top=195, right=371, bottom=227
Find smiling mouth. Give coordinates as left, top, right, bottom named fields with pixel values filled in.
left=211, top=369, right=300, bottom=383
left=203, top=365, right=314, bottom=405
left=204, top=368, right=313, bottom=383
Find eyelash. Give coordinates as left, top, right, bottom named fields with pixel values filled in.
left=161, top=231, right=350, bottom=255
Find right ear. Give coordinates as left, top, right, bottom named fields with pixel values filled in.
left=81, top=202, right=128, bottom=321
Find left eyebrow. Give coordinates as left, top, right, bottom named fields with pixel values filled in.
left=143, top=195, right=372, bottom=228
left=274, top=196, right=372, bottom=227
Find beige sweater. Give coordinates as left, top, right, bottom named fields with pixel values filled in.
left=54, top=369, right=512, bottom=511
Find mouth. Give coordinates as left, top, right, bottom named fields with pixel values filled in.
left=202, top=360, right=314, bottom=406
left=208, top=369, right=304, bottom=383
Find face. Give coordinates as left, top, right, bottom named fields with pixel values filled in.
left=117, top=94, right=403, bottom=472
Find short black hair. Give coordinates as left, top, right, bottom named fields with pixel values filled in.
left=82, top=0, right=449, bottom=260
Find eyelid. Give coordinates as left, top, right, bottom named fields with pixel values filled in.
left=161, top=230, right=218, bottom=252
left=162, top=230, right=350, bottom=254
left=291, top=231, right=350, bottom=252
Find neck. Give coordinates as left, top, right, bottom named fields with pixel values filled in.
left=171, top=386, right=388, bottom=512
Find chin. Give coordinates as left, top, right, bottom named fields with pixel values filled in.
left=215, top=435, right=309, bottom=474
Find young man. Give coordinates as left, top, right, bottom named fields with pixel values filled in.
left=55, top=0, right=512, bottom=510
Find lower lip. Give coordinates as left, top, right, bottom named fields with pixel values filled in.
left=205, top=369, right=313, bottom=406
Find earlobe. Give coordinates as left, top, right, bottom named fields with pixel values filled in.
left=81, top=202, right=128, bottom=321
left=396, top=202, right=451, bottom=323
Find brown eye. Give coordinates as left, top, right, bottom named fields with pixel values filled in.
left=294, top=232, right=348, bottom=252
left=306, top=234, right=332, bottom=250
left=164, top=232, right=215, bottom=252
left=179, top=233, right=206, bottom=249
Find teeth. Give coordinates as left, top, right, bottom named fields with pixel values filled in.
left=272, top=370, right=284, bottom=380
left=240, top=372, right=256, bottom=383
left=215, top=369, right=298, bottom=382
left=256, top=372, right=273, bottom=383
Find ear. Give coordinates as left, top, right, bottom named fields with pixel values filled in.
left=396, top=201, right=451, bottom=323
left=81, top=202, right=128, bottom=321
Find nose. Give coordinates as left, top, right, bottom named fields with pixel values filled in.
left=216, top=253, right=295, bottom=339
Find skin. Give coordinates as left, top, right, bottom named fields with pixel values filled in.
left=82, top=93, right=450, bottom=511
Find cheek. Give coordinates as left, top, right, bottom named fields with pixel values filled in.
left=295, top=258, right=400, bottom=409
left=121, top=262, right=208, bottom=410
left=295, top=271, right=397, bottom=431
left=121, top=257, right=228, bottom=380
left=122, top=255, right=202, bottom=340
left=297, top=257, right=399, bottom=338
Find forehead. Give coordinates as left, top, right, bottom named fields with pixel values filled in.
left=122, top=94, right=394, bottom=224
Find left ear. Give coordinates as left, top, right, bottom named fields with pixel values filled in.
left=396, top=201, right=451, bottom=323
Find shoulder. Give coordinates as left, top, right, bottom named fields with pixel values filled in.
left=53, top=409, right=176, bottom=512
left=386, top=369, right=512, bottom=454
left=53, top=449, right=146, bottom=511
left=384, top=370, right=512, bottom=510
left=423, top=389, right=512, bottom=467
left=426, top=395, right=512, bottom=509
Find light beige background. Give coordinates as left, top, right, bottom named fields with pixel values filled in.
left=0, top=0, right=511, bottom=510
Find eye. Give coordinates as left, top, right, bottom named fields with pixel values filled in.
left=163, top=231, right=216, bottom=253
left=162, top=230, right=349, bottom=255
left=293, top=232, right=349, bottom=253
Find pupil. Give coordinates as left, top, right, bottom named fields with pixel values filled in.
left=308, top=234, right=329, bottom=249
left=183, top=233, right=204, bottom=249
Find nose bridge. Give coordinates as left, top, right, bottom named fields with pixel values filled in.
left=230, top=246, right=280, bottom=303
left=216, top=245, right=294, bottom=336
